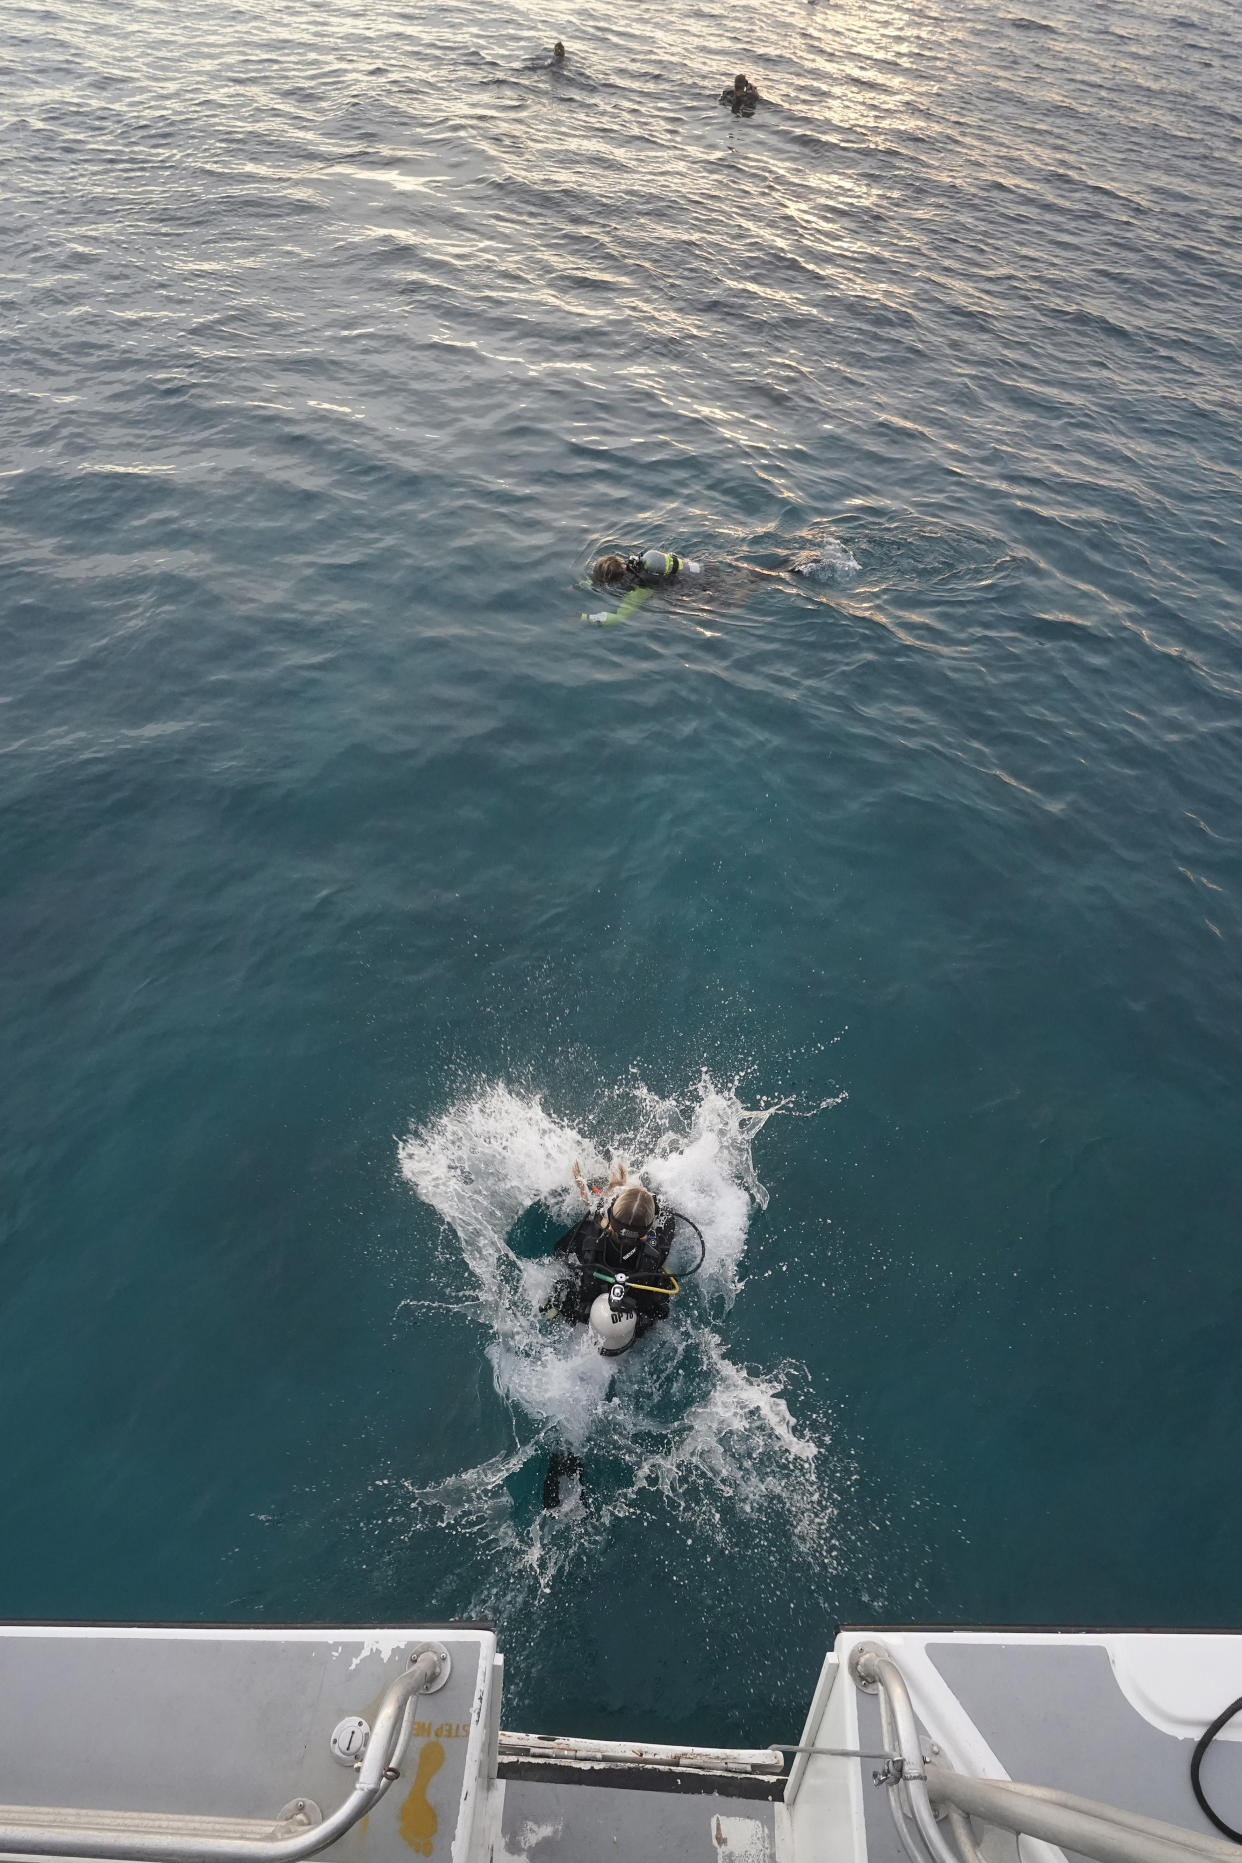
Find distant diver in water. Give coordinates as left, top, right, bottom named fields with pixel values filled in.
left=553, top=40, right=565, bottom=60
left=719, top=72, right=761, bottom=113
left=542, top=1161, right=705, bottom=1355
left=579, top=534, right=860, bottom=627
left=582, top=549, right=703, bottom=625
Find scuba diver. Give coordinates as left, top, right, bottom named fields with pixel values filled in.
left=581, top=550, right=703, bottom=626
left=579, top=533, right=860, bottom=628
left=538, top=1164, right=707, bottom=1510
left=719, top=73, right=761, bottom=113
left=542, top=1163, right=704, bottom=1356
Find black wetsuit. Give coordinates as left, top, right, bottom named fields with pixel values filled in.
left=720, top=82, right=760, bottom=113
left=548, top=1205, right=676, bottom=1336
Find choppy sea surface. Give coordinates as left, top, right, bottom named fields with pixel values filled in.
left=2, top=0, right=1240, bottom=1745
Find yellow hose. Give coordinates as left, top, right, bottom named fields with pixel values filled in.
left=591, top=1270, right=679, bottom=1298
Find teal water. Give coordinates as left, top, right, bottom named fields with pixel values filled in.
left=2, top=0, right=1241, bottom=1746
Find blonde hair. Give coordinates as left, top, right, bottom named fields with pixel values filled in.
left=610, top=1185, right=656, bottom=1233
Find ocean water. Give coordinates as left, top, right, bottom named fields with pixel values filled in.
left=2, top=0, right=1240, bottom=1747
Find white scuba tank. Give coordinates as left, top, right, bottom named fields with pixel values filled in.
left=588, top=1288, right=637, bottom=1356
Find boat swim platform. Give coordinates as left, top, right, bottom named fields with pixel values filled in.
left=2, top=1622, right=1242, bottom=1862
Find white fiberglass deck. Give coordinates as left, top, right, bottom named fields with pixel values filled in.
left=3, top=1623, right=1242, bottom=1863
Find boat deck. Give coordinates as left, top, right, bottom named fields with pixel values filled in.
left=498, top=1779, right=777, bottom=1862
left=814, top=1629, right=1242, bottom=1863
left=4, top=1622, right=1242, bottom=1863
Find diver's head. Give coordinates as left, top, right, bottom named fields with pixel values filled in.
left=592, top=553, right=628, bottom=585
left=553, top=40, right=565, bottom=58
left=609, top=1184, right=656, bottom=1242
left=734, top=73, right=748, bottom=91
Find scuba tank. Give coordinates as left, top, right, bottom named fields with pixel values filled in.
left=583, top=1206, right=679, bottom=1356
left=588, top=1276, right=638, bottom=1356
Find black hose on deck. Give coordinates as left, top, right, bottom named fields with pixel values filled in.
left=1191, top=1696, right=1242, bottom=1842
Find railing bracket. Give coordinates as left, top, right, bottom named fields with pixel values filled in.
left=276, top=1803, right=321, bottom=1829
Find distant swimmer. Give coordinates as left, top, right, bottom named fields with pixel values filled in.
left=553, top=39, right=565, bottom=60
left=582, top=549, right=703, bottom=625
left=579, top=535, right=860, bottom=627
left=719, top=72, right=761, bottom=113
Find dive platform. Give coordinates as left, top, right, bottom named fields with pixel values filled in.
left=2, top=1623, right=1242, bottom=1863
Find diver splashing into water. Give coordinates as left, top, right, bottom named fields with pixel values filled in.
left=540, top=1161, right=705, bottom=1509
left=543, top=1169, right=677, bottom=1355
left=541, top=1161, right=705, bottom=1356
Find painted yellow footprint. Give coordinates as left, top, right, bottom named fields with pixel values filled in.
left=399, top=1741, right=445, bottom=1856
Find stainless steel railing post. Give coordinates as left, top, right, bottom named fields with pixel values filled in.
left=850, top=1644, right=962, bottom=1863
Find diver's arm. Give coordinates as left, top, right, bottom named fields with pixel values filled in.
left=554, top=1215, right=595, bottom=1261
left=583, top=584, right=656, bottom=626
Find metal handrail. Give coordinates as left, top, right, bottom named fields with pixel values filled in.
left=0, top=1649, right=444, bottom=1863
left=850, top=1646, right=962, bottom=1863
left=927, top=1768, right=1242, bottom=1863
left=851, top=1639, right=1242, bottom=1863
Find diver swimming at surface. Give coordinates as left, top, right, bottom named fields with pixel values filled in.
left=542, top=1162, right=704, bottom=1355
left=582, top=549, right=703, bottom=626
left=592, top=550, right=700, bottom=591
left=719, top=73, right=761, bottom=114
left=580, top=535, right=860, bottom=627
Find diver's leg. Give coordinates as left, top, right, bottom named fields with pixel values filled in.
left=542, top=1450, right=585, bottom=1511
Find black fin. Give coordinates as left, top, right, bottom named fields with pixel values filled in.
left=542, top=1450, right=584, bottom=1511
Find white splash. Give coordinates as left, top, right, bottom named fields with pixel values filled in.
left=395, top=1075, right=848, bottom=1620
left=397, top=1076, right=785, bottom=1438
left=791, top=537, right=861, bottom=584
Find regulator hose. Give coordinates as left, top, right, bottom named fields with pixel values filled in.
left=592, top=1269, right=678, bottom=1298
left=1191, top=1696, right=1242, bottom=1842
left=665, top=1210, right=706, bottom=1278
